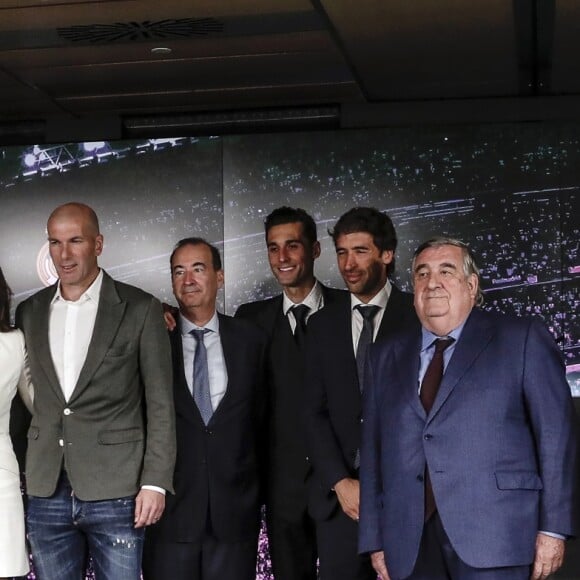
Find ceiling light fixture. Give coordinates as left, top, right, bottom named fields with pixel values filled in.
left=151, top=47, right=172, bottom=56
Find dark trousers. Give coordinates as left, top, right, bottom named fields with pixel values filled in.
left=409, top=513, right=531, bottom=580
left=266, top=507, right=318, bottom=580
left=142, top=532, right=258, bottom=580
left=316, top=506, right=375, bottom=580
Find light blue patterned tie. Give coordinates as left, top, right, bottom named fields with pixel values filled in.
left=190, top=328, right=213, bottom=425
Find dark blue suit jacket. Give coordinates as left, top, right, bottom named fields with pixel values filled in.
left=359, top=308, right=577, bottom=578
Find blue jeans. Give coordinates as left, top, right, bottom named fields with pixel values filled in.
left=27, top=472, right=144, bottom=580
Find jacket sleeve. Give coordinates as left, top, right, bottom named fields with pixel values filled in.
left=359, top=344, right=386, bottom=553
left=522, top=318, right=578, bottom=537
left=304, top=317, right=351, bottom=490
left=138, top=296, right=177, bottom=493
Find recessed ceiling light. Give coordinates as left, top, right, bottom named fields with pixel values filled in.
left=151, top=47, right=172, bottom=56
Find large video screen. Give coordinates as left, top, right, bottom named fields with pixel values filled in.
left=1, top=125, right=578, bottom=395
left=222, top=126, right=579, bottom=393
left=1, top=124, right=579, bottom=579
left=0, top=138, right=223, bottom=308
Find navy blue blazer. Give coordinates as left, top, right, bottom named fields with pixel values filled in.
left=359, top=308, right=578, bottom=578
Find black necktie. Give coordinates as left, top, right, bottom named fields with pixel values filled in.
left=190, top=329, right=213, bottom=425
left=355, top=305, right=380, bottom=389
left=292, top=304, right=310, bottom=348
left=353, top=305, right=380, bottom=470
left=421, top=337, right=454, bottom=520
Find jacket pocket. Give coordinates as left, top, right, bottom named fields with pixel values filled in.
left=98, top=427, right=143, bottom=445
left=105, top=344, right=134, bottom=358
left=495, top=470, right=543, bottom=490
left=27, top=426, right=39, bottom=440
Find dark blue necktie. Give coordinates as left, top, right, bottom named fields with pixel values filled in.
left=355, top=304, right=380, bottom=389
left=353, top=304, right=380, bottom=470
left=190, top=328, right=212, bottom=425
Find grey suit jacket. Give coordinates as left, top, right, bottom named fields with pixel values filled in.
left=16, top=271, right=176, bottom=500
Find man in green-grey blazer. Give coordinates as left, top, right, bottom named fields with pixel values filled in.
left=16, top=202, right=176, bottom=580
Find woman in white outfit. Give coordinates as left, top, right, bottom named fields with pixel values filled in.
left=0, top=267, right=33, bottom=579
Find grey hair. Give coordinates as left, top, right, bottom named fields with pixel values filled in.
left=412, top=237, right=484, bottom=307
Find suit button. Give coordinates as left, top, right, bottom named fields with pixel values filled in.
left=424, top=434, right=432, bottom=440
left=63, top=408, right=72, bottom=416
left=58, top=439, right=64, bottom=447
left=417, top=474, right=424, bottom=482
left=206, top=429, right=213, bottom=435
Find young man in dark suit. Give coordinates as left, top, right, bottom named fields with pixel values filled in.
left=143, top=238, right=267, bottom=580
left=236, top=207, right=345, bottom=580
left=304, top=207, right=418, bottom=580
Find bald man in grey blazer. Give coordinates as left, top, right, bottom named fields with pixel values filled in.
left=16, top=202, right=176, bottom=580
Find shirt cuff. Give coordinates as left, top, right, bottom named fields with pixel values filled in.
left=539, top=530, right=567, bottom=541
left=141, top=485, right=166, bottom=495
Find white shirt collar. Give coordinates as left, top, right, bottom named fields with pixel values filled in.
left=350, top=279, right=392, bottom=311
left=179, top=310, right=219, bottom=336
left=51, top=269, right=104, bottom=305
left=282, top=279, right=323, bottom=315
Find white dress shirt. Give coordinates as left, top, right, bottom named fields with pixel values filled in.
left=350, top=279, right=392, bottom=352
left=49, top=270, right=103, bottom=402
left=179, top=311, right=228, bottom=412
left=282, top=280, right=324, bottom=333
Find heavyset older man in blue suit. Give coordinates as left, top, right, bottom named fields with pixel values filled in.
left=359, top=237, right=577, bottom=580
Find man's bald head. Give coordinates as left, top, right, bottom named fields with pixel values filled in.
left=47, top=202, right=103, bottom=301
left=48, top=202, right=100, bottom=236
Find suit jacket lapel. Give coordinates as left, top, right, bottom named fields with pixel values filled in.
left=376, top=285, right=419, bottom=411
left=376, top=286, right=402, bottom=341
left=320, top=284, right=344, bottom=307
left=31, top=285, right=65, bottom=402
left=211, top=314, right=237, bottom=422
left=427, top=310, right=495, bottom=424
left=336, top=300, right=358, bottom=380
left=395, top=331, right=425, bottom=420
left=171, top=324, right=202, bottom=424
left=252, top=294, right=282, bottom=339
left=257, top=295, right=283, bottom=338
left=69, top=272, right=126, bottom=402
